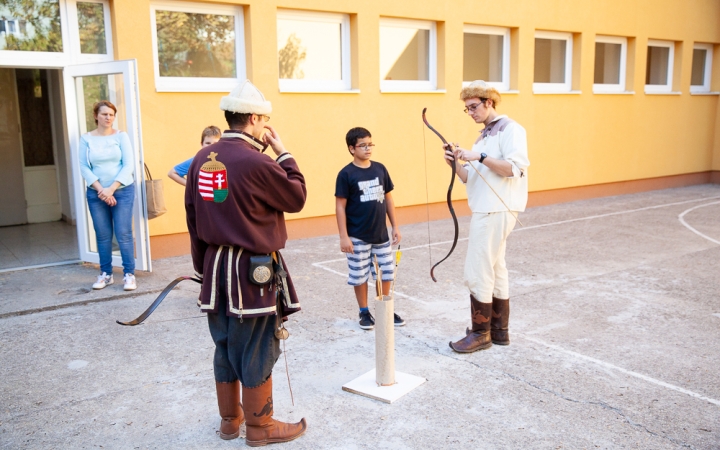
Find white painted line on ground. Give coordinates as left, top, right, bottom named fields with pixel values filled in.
left=515, top=195, right=720, bottom=232
left=518, top=333, right=720, bottom=407
left=313, top=194, right=720, bottom=407
left=316, top=265, right=347, bottom=277
left=401, top=195, right=720, bottom=251
left=313, top=195, right=720, bottom=268
left=678, top=201, right=720, bottom=245
left=317, top=266, right=720, bottom=406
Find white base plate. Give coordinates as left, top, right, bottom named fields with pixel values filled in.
left=342, top=369, right=426, bottom=404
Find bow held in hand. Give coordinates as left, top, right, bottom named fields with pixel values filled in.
left=422, top=108, right=460, bottom=282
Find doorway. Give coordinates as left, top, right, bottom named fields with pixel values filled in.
left=64, top=59, right=152, bottom=272
left=0, top=67, right=78, bottom=271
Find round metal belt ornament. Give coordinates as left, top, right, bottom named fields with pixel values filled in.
left=253, top=266, right=272, bottom=284
left=275, top=327, right=289, bottom=340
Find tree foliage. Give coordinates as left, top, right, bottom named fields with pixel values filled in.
left=81, top=75, right=110, bottom=133
left=1, top=0, right=63, bottom=52
left=77, top=1, right=106, bottom=54
left=278, top=33, right=307, bottom=79
left=155, top=10, right=236, bottom=78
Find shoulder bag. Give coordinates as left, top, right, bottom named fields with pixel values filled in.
left=144, top=163, right=167, bottom=219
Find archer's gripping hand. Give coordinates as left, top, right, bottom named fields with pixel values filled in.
left=443, top=142, right=464, bottom=167
left=443, top=143, right=455, bottom=167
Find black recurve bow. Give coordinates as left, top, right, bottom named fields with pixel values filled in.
left=116, top=276, right=202, bottom=326
left=422, top=107, right=460, bottom=282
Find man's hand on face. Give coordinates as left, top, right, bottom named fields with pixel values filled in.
left=263, top=125, right=287, bottom=157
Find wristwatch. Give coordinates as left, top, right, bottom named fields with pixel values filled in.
left=479, top=152, right=488, bottom=164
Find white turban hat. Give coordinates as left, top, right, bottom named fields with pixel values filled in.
left=219, top=79, right=272, bottom=115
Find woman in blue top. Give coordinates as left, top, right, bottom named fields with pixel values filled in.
left=78, top=100, right=137, bottom=291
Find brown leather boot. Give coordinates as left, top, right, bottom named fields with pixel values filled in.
left=243, top=375, right=307, bottom=447
left=215, top=381, right=245, bottom=440
left=450, top=295, right=492, bottom=353
left=491, top=297, right=510, bottom=345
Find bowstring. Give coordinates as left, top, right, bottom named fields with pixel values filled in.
left=422, top=121, right=433, bottom=271
left=464, top=160, right=524, bottom=227
left=282, top=337, right=294, bottom=406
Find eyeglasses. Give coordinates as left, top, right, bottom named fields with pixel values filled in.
left=255, top=114, right=270, bottom=122
left=354, top=143, right=375, bottom=150
left=463, top=103, right=480, bottom=114
left=463, top=99, right=488, bottom=114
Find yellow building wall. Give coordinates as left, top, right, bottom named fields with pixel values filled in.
left=110, top=0, right=720, bottom=237
left=714, top=46, right=720, bottom=173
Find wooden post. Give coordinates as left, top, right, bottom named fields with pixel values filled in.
left=374, top=294, right=395, bottom=386
left=342, top=249, right=425, bottom=403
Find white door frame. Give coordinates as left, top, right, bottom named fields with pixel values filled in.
left=63, top=59, right=152, bottom=272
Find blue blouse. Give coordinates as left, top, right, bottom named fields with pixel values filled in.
left=79, top=131, right=135, bottom=188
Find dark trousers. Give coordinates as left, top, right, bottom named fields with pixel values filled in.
left=207, top=259, right=281, bottom=387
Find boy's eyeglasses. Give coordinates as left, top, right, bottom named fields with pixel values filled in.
left=354, top=143, right=375, bottom=150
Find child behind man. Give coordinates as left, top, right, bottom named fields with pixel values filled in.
left=335, top=127, right=405, bottom=330
left=168, top=126, right=222, bottom=186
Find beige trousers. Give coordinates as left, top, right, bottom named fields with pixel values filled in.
left=464, top=212, right=517, bottom=303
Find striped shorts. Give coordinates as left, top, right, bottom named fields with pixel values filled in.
left=346, top=238, right=394, bottom=286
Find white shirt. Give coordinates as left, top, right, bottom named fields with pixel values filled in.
left=462, top=115, right=530, bottom=213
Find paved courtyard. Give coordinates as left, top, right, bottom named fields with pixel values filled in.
left=1, top=184, right=719, bottom=449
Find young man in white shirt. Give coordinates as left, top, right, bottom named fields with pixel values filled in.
left=443, top=80, right=530, bottom=353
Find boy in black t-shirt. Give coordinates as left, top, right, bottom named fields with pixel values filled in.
left=335, top=127, right=405, bottom=330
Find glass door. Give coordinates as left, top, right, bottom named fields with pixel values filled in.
left=63, top=59, right=151, bottom=271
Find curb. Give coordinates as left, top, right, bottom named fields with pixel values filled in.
left=0, top=288, right=166, bottom=320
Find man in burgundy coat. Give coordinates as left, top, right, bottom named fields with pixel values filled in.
left=185, top=80, right=307, bottom=446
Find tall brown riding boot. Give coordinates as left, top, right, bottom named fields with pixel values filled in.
left=243, top=375, right=307, bottom=447
left=491, top=297, right=510, bottom=345
left=215, top=381, right=245, bottom=440
left=450, top=295, right=492, bottom=353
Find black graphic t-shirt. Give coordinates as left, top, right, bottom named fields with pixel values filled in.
left=335, top=161, right=394, bottom=244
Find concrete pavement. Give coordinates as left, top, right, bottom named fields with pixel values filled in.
left=1, top=184, right=719, bottom=449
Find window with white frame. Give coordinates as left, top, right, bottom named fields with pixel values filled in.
left=463, top=25, right=510, bottom=91
left=379, top=18, right=437, bottom=92
left=0, top=0, right=63, bottom=53
left=150, top=2, right=245, bottom=92
left=76, top=1, right=108, bottom=54
left=593, top=35, right=627, bottom=93
left=534, top=31, right=573, bottom=93
left=0, top=0, right=113, bottom=67
left=690, top=43, right=713, bottom=93
left=645, top=40, right=674, bottom=93
left=67, top=0, right=113, bottom=62
left=276, top=10, right=351, bottom=92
